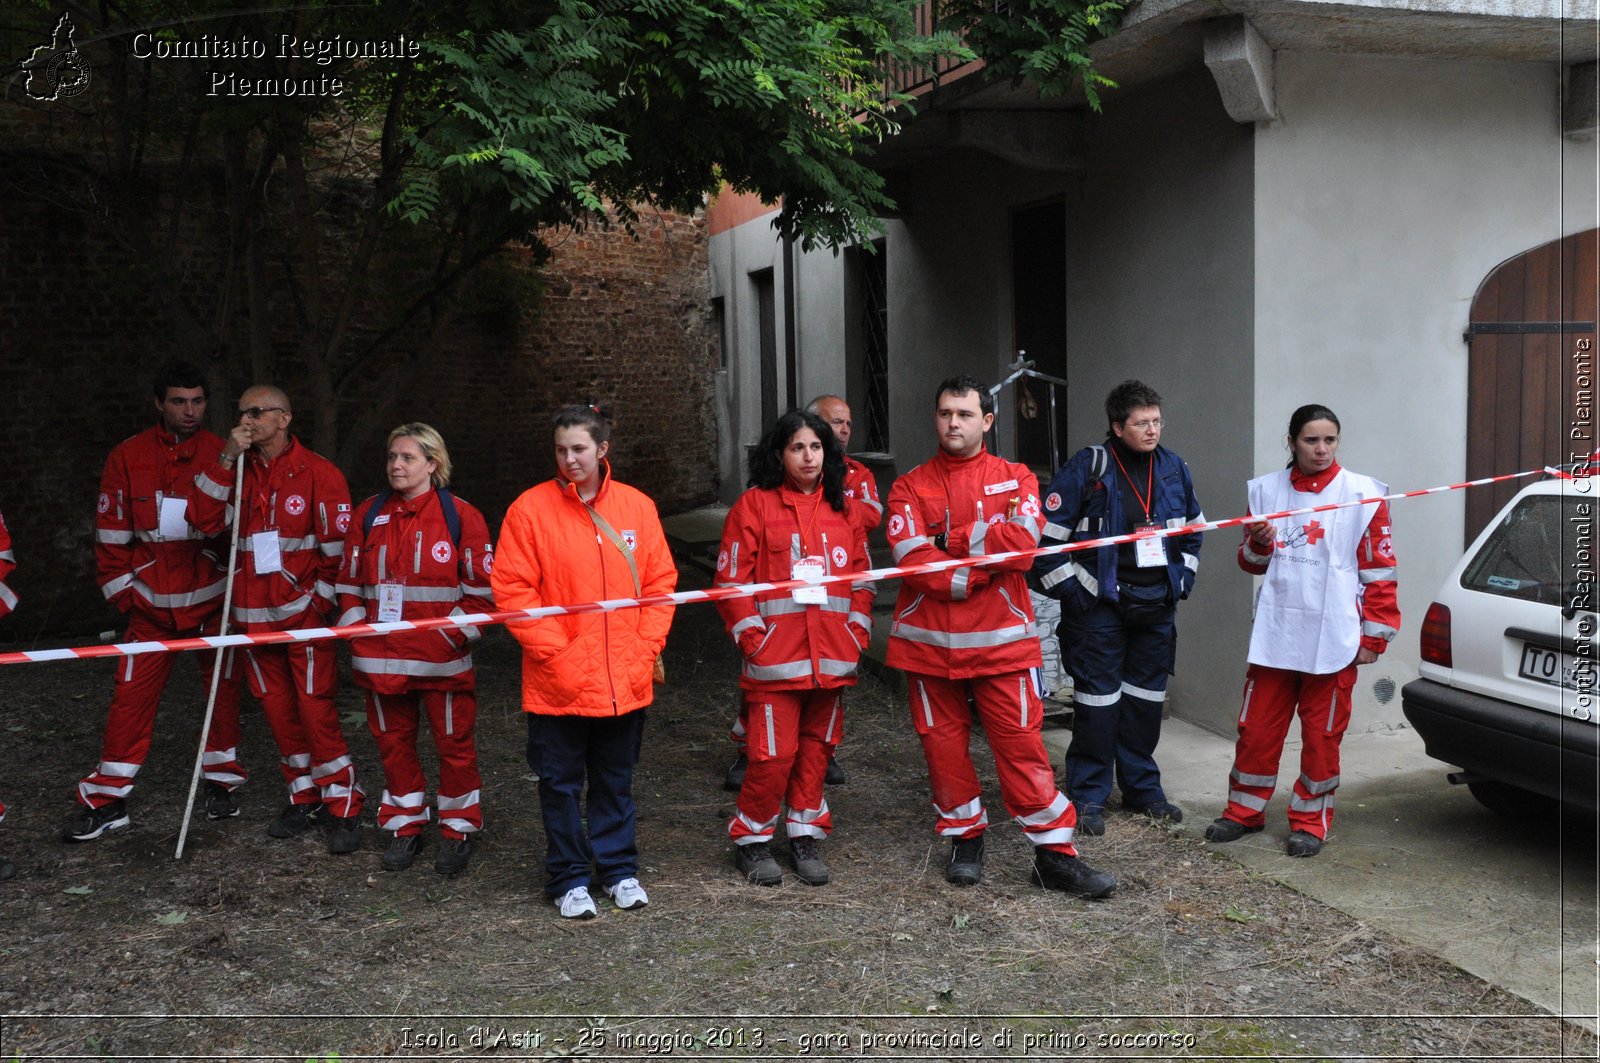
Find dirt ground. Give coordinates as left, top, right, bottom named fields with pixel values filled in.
left=0, top=565, right=1593, bottom=1062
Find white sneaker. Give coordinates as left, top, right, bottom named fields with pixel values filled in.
left=605, top=877, right=649, bottom=911
left=557, top=885, right=598, bottom=920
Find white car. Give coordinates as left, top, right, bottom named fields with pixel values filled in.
left=1401, top=469, right=1598, bottom=818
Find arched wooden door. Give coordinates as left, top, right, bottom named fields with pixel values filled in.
left=1466, top=228, right=1597, bottom=543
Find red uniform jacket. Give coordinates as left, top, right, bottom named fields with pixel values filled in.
left=337, top=489, right=495, bottom=693
left=716, top=484, right=874, bottom=692
left=884, top=447, right=1043, bottom=679
left=95, top=426, right=229, bottom=631
left=843, top=456, right=883, bottom=534
left=0, top=508, right=15, bottom=618
left=192, top=437, right=350, bottom=631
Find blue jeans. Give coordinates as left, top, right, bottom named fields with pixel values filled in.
left=1059, top=596, right=1176, bottom=811
left=525, top=710, right=647, bottom=896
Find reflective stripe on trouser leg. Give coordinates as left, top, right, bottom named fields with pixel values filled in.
left=782, top=691, right=841, bottom=838
left=785, top=798, right=833, bottom=841
left=288, top=642, right=361, bottom=818
left=730, top=692, right=805, bottom=842
left=1220, top=665, right=1302, bottom=829
left=1111, top=617, right=1176, bottom=808
left=425, top=689, right=482, bottom=837
left=907, top=673, right=986, bottom=838
left=1059, top=599, right=1128, bottom=811
left=197, top=647, right=247, bottom=789
left=971, top=671, right=1078, bottom=855
left=379, top=789, right=430, bottom=834
left=249, top=648, right=318, bottom=804
left=1287, top=664, right=1355, bottom=839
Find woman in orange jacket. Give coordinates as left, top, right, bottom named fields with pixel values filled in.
left=715, top=409, right=873, bottom=888
left=490, top=405, right=676, bottom=920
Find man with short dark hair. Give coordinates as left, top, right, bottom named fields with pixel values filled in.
left=190, top=385, right=364, bottom=855
left=63, top=361, right=248, bottom=843
left=1034, top=379, right=1203, bottom=835
left=885, top=375, right=1115, bottom=898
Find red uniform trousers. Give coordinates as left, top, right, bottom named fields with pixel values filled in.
left=907, top=670, right=1079, bottom=856
left=1221, top=663, right=1356, bottom=840
left=234, top=643, right=362, bottom=818
left=728, top=690, right=842, bottom=843
left=366, top=689, right=482, bottom=839
left=75, top=614, right=247, bottom=809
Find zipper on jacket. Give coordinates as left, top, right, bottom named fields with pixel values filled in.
left=593, top=513, right=620, bottom=714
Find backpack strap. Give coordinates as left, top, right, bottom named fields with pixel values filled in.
left=436, top=488, right=462, bottom=547
left=360, top=489, right=394, bottom=542
left=1088, top=444, right=1108, bottom=485
left=361, top=487, right=462, bottom=547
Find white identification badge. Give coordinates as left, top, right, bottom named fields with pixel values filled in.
left=377, top=582, right=405, bottom=623
left=252, top=531, right=282, bottom=574
left=1133, top=526, right=1166, bottom=568
left=158, top=496, right=189, bottom=539
left=792, top=556, right=828, bottom=604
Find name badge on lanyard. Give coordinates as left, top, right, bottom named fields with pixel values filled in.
left=792, top=555, right=828, bottom=605
left=251, top=531, right=282, bottom=574
left=377, top=581, right=405, bottom=623
left=1133, top=523, right=1166, bottom=568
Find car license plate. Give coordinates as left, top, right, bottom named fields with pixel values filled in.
left=1518, top=643, right=1594, bottom=691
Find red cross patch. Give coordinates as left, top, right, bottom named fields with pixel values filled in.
left=1302, top=519, right=1326, bottom=546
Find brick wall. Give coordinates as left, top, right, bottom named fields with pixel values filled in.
left=0, top=171, right=718, bottom=641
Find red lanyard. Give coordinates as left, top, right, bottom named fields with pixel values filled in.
left=786, top=486, right=823, bottom=554
left=1110, top=448, right=1154, bottom=524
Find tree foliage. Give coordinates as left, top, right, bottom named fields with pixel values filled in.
left=938, top=0, right=1124, bottom=108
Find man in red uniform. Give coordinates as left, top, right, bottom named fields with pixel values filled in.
left=723, top=394, right=881, bottom=791
left=191, top=385, right=364, bottom=855
left=63, top=361, right=249, bottom=843
left=885, top=375, right=1115, bottom=897
left=0, top=506, right=16, bottom=877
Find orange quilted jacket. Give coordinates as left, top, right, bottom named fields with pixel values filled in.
left=491, top=466, right=676, bottom=716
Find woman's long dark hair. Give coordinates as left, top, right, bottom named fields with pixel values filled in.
left=1285, top=404, right=1340, bottom=468
left=748, top=409, right=847, bottom=512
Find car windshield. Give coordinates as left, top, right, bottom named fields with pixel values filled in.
left=1460, top=494, right=1595, bottom=608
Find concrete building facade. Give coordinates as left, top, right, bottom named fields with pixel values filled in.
left=707, top=0, right=1600, bottom=738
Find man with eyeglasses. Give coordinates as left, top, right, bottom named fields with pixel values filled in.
left=63, top=361, right=249, bottom=844
left=1034, top=379, right=1203, bottom=836
left=190, top=385, right=365, bottom=855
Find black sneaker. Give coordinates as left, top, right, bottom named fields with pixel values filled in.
left=734, top=841, right=783, bottom=886
left=945, top=833, right=985, bottom=886
left=267, top=802, right=324, bottom=839
left=382, top=832, right=423, bottom=871
left=824, top=756, right=847, bottom=785
left=0, top=857, right=14, bottom=881
left=325, top=815, right=362, bottom=855
left=1032, top=848, right=1117, bottom=898
left=1130, top=800, right=1183, bottom=824
left=1076, top=807, right=1106, bottom=836
left=62, top=800, right=130, bottom=843
left=1204, top=817, right=1263, bottom=843
left=723, top=752, right=748, bottom=792
left=1286, top=830, right=1323, bottom=858
left=203, top=783, right=240, bottom=821
left=788, top=836, right=830, bottom=886
left=434, top=836, right=473, bottom=876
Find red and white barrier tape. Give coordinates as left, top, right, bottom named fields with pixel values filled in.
left=0, top=464, right=1568, bottom=667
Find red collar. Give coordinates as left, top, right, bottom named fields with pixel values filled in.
left=1290, top=461, right=1341, bottom=494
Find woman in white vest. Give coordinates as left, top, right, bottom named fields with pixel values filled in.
left=1204, top=405, right=1400, bottom=857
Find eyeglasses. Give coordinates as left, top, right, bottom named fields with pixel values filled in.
left=1126, top=418, right=1164, bottom=431
left=238, top=406, right=285, bottom=419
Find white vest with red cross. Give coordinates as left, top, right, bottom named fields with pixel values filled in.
left=1246, top=467, right=1386, bottom=675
